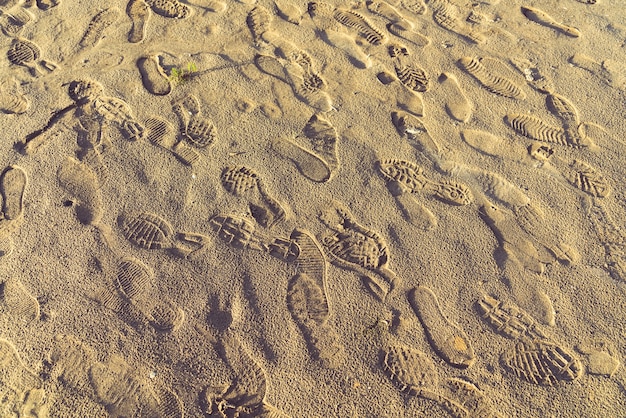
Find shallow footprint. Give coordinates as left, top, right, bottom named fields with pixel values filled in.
left=438, top=72, right=472, bottom=123
left=57, top=157, right=103, bottom=225
left=408, top=286, right=475, bottom=368
left=0, top=278, right=40, bottom=323
left=272, top=136, right=331, bottom=183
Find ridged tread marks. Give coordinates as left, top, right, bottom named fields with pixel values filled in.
left=505, top=114, right=568, bottom=146
left=79, top=7, right=121, bottom=48
left=382, top=344, right=439, bottom=394
left=502, top=340, right=583, bottom=385
left=332, top=8, right=386, bottom=45
left=395, top=63, right=429, bottom=92
left=119, top=212, right=175, bottom=250
left=7, top=38, right=40, bottom=66
left=564, top=159, right=610, bottom=198
left=458, top=56, right=525, bottom=99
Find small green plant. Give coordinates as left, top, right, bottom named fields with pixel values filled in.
left=168, top=62, right=197, bottom=85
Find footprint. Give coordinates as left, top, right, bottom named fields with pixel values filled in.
left=102, top=257, right=185, bottom=333
left=127, top=0, right=151, bottom=43
left=504, top=113, right=569, bottom=146
left=35, top=0, right=59, bottom=11
left=303, top=113, right=339, bottom=175
left=89, top=355, right=162, bottom=416
left=50, top=334, right=97, bottom=395
left=57, top=157, right=103, bottom=226
left=317, top=29, right=372, bottom=69
left=476, top=296, right=582, bottom=386
left=247, top=5, right=276, bottom=44
left=458, top=56, right=525, bottom=99
left=272, top=136, right=331, bottom=183
left=399, top=0, right=426, bottom=15
left=502, top=339, right=582, bottom=385
left=438, top=378, right=500, bottom=418
left=521, top=6, right=580, bottom=38
left=387, top=20, right=431, bottom=48
left=0, top=7, right=33, bottom=37
left=333, top=7, right=387, bottom=45
left=576, top=339, right=621, bottom=377
left=391, top=111, right=442, bottom=157
left=204, top=330, right=288, bottom=417
left=118, top=211, right=208, bottom=258
left=287, top=273, right=345, bottom=368
left=583, top=197, right=626, bottom=283
left=429, top=1, right=486, bottom=44
left=145, top=0, right=190, bottom=19
left=7, top=38, right=55, bottom=77
left=0, top=79, right=29, bottom=114
left=137, top=54, right=172, bottom=96
left=460, top=129, right=507, bottom=157
left=545, top=93, right=580, bottom=128
left=478, top=203, right=556, bottom=274
left=381, top=343, right=440, bottom=395
left=274, top=0, right=302, bottom=25
left=79, top=7, right=121, bottom=49
left=408, top=286, right=476, bottom=369
left=319, top=200, right=398, bottom=300
left=476, top=294, right=550, bottom=341
left=144, top=116, right=200, bottom=165
left=528, top=144, right=610, bottom=198
left=220, top=166, right=286, bottom=228
left=208, top=213, right=269, bottom=251
left=0, top=278, right=40, bottom=323
left=1, top=165, right=27, bottom=223
left=172, top=95, right=217, bottom=149
left=569, top=53, right=625, bottom=90
left=0, top=339, right=45, bottom=415
left=438, top=72, right=472, bottom=123
left=385, top=180, right=438, bottom=230
left=254, top=53, right=333, bottom=112
left=377, top=159, right=473, bottom=206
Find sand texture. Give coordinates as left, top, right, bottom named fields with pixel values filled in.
left=1, top=0, right=626, bottom=416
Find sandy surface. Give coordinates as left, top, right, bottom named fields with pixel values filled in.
left=0, top=0, right=626, bottom=416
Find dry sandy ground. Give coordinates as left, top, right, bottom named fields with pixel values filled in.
left=0, top=0, right=625, bottom=416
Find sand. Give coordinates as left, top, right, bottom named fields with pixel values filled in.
left=0, top=0, right=625, bottom=416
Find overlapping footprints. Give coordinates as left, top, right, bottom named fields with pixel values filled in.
left=286, top=229, right=345, bottom=368
left=143, top=116, right=200, bottom=165
left=272, top=113, right=339, bottom=183
left=50, top=334, right=184, bottom=417
left=377, top=159, right=472, bottom=206
left=221, top=165, right=286, bottom=228
left=172, top=94, right=217, bottom=149
left=254, top=49, right=333, bottom=113
left=0, top=78, right=29, bottom=115
left=380, top=334, right=499, bottom=417
left=203, top=330, right=290, bottom=417
left=528, top=144, right=611, bottom=198
left=506, top=92, right=595, bottom=148
left=478, top=202, right=577, bottom=274
left=96, top=257, right=185, bottom=332
left=476, top=294, right=582, bottom=386
left=119, top=211, right=208, bottom=258
left=319, top=200, right=398, bottom=301
left=409, top=287, right=476, bottom=369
